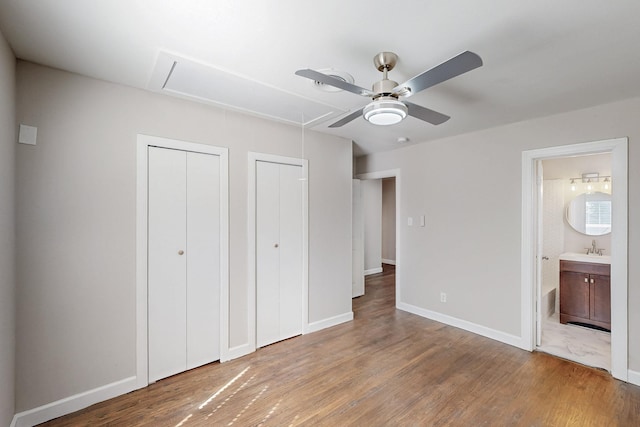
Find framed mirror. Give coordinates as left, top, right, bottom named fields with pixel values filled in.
left=566, top=191, right=611, bottom=236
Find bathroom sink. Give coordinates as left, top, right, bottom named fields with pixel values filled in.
left=559, top=252, right=611, bottom=264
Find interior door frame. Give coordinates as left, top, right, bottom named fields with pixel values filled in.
left=136, top=134, right=229, bottom=388
left=248, top=152, right=309, bottom=351
left=521, top=137, right=628, bottom=381
left=356, top=169, right=401, bottom=308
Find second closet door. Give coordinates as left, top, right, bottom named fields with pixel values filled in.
left=256, top=161, right=303, bottom=348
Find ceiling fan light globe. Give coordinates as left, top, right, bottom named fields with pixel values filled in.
left=363, top=99, right=408, bottom=126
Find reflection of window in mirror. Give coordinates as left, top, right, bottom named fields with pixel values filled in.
left=566, top=191, right=611, bottom=236
left=585, top=199, right=611, bottom=235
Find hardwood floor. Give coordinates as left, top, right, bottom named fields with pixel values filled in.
left=41, top=264, right=640, bottom=426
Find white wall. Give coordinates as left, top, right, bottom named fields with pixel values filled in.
left=381, top=178, right=396, bottom=263
left=0, top=29, right=15, bottom=427
left=362, top=179, right=381, bottom=273
left=15, top=61, right=353, bottom=412
left=356, top=97, right=640, bottom=372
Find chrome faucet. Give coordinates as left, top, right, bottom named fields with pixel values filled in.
left=585, top=239, right=604, bottom=256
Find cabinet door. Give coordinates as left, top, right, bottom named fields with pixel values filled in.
left=590, top=274, right=611, bottom=323
left=560, top=271, right=590, bottom=319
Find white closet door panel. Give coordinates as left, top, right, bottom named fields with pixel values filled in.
left=256, top=161, right=281, bottom=348
left=148, top=147, right=187, bottom=382
left=186, top=152, right=221, bottom=369
left=278, top=164, right=303, bottom=340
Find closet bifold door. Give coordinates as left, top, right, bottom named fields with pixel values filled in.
left=256, top=160, right=303, bottom=348
left=148, top=146, right=221, bottom=383
left=148, top=147, right=188, bottom=382
left=277, top=162, right=303, bottom=341
left=185, top=151, right=221, bottom=370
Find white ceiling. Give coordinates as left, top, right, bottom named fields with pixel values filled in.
left=2, top=0, right=640, bottom=156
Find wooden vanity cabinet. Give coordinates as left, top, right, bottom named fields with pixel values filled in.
left=559, top=260, right=611, bottom=330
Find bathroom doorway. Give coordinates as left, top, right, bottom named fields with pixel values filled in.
left=537, top=153, right=612, bottom=370
left=521, top=138, right=628, bottom=381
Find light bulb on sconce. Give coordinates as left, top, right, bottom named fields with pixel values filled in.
left=568, top=173, right=609, bottom=193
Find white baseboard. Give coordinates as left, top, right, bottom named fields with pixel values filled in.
left=627, top=369, right=640, bottom=386
left=364, top=267, right=382, bottom=276
left=397, top=302, right=525, bottom=350
left=305, top=311, right=353, bottom=334
left=225, top=343, right=254, bottom=362
left=381, top=259, right=396, bottom=265
left=11, top=376, right=137, bottom=427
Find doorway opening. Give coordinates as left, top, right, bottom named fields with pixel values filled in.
left=355, top=170, right=401, bottom=308
left=521, top=137, right=628, bottom=381
left=536, top=153, right=612, bottom=370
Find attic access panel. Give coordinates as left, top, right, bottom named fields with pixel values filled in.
left=149, top=52, right=340, bottom=126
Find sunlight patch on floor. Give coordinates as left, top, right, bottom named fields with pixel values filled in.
left=174, top=366, right=252, bottom=427
left=198, top=366, right=251, bottom=410
left=228, top=385, right=269, bottom=426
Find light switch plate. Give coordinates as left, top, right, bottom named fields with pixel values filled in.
left=407, top=217, right=413, bottom=226
left=420, top=215, right=425, bottom=227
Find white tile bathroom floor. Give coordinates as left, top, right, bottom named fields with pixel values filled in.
left=536, top=312, right=611, bottom=371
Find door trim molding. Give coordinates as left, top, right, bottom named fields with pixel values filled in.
left=248, top=152, right=309, bottom=350
left=356, top=169, right=401, bottom=308
left=521, top=137, right=628, bottom=381
left=136, top=134, right=229, bottom=388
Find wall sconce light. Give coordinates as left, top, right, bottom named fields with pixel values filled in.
left=570, top=179, right=576, bottom=191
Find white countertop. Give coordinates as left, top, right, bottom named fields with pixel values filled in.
left=559, top=252, right=611, bottom=265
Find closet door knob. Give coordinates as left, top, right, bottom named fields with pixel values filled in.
left=178, top=250, right=184, bottom=255
left=274, top=243, right=279, bottom=248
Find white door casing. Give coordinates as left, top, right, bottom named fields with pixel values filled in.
left=535, top=160, right=543, bottom=346
left=521, top=137, right=628, bottom=381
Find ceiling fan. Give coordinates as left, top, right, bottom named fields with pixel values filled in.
left=295, top=51, right=483, bottom=128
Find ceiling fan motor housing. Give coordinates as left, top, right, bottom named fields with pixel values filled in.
left=372, top=79, right=400, bottom=99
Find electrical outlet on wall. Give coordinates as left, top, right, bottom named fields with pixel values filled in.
left=440, top=292, right=447, bottom=303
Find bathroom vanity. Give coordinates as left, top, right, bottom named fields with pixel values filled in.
left=559, top=254, right=611, bottom=331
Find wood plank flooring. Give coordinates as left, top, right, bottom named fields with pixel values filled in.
left=40, top=265, right=640, bottom=426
